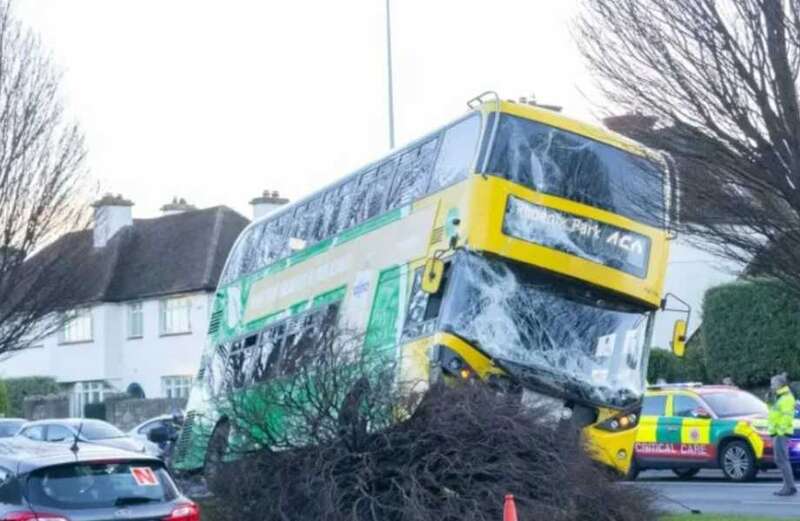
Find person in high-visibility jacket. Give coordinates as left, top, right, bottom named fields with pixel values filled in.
left=768, top=373, right=797, bottom=496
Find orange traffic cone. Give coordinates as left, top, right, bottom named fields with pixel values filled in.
left=503, top=494, right=518, bottom=521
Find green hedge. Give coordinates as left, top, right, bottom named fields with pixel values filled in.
left=5, top=377, right=61, bottom=417
left=0, top=380, right=8, bottom=417
left=702, top=280, right=800, bottom=388
left=647, top=343, right=707, bottom=384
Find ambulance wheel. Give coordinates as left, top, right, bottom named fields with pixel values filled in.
left=671, top=467, right=700, bottom=480
left=624, top=457, right=640, bottom=481
left=719, top=440, right=757, bottom=482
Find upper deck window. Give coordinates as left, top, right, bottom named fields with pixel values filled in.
left=430, top=113, right=481, bottom=192
left=484, top=114, right=665, bottom=228
left=221, top=112, right=484, bottom=285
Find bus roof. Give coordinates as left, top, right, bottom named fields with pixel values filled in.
left=249, top=100, right=653, bottom=232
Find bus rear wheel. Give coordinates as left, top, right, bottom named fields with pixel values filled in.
left=204, top=419, right=230, bottom=492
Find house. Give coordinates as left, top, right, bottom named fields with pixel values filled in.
left=0, top=191, right=286, bottom=416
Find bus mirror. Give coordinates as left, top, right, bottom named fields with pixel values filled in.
left=671, top=319, right=687, bottom=358
left=422, top=258, right=445, bottom=294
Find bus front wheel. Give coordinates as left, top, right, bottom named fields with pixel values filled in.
left=204, top=419, right=230, bottom=491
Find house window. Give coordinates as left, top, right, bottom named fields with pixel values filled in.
left=162, top=375, right=192, bottom=399
left=59, top=308, right=93, bottom=344
left=127, top=302, right=144, bottom=338
left=160, top=297, right=192, bottom=335
left=71, top=380, right=106, bottom=416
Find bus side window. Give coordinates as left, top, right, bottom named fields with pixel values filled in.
left=335, top=178, right=358, bottom=233
left=320, top=189, right=338, bottom=239
left=365, top=160, right=395, bottom=220
left=430, top=113, right=481, bottom=192
left=386, top=138, right=439, bottom=210
left=305, top=196, right=325, bottom=244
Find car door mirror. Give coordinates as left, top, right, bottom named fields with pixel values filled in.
left=692, top=407, right=711, bottom=419
left=421, top=258, right=444, bottom=294
left=671, top=319, right=687, bottom=358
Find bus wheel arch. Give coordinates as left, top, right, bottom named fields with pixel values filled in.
left=718, top=437, right=757, bottom=482
left=204, top=417, right=231, bottom=487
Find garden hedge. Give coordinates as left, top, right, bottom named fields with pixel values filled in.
left=5, top=376, right=60, bottom=417
left=702, top=279, right=800, bottom=388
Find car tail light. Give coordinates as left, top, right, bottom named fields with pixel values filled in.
left=164, top=502, right=200, bottom=521
left=596, top=410, right=640, bottom=432
left=4, top=512, right=70, bottom=521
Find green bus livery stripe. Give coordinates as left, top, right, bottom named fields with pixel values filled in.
left=313, top=285, right=348, bottom=307
left=364, top=266, right=401, bottom=356
left=224, top=206, right=408, bottom=293
left=229, top=285, right=347, bottom=339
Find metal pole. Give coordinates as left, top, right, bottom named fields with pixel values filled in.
left=385, top=0, right=395, bottom=149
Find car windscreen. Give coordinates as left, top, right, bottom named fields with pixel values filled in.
left=79, top=421, right=126, bottom=440
left=0, top=422, right=23, bottom=437
left=26, top=461, right=176, bottom=510
left=702, top=391, right=767, bottom=418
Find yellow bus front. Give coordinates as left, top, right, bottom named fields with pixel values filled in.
left=416, top=100, right=673, bottom=475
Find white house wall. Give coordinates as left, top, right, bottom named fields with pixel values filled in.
left=119, top=293, right=210, bottom=398
left=0, top=293, right=210, bottom=399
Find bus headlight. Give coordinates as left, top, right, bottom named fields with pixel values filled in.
left=438, top=345, right=475, bottom=380
left=595, top=410, right=640, bottom=432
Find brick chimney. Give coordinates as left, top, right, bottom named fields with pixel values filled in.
left=249, top=190, right=289, bottom=220
left=160, top=197, right=196, bottom=216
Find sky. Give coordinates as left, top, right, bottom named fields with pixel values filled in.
left=16, top=0, right=598, bottom=219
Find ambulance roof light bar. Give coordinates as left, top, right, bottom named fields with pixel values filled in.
left=647, top=382, right=703, bottom=390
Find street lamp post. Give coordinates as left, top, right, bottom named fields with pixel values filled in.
left=385, top=0, right=395, bottom=149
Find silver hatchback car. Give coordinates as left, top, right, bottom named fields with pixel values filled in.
left=0, top=437, right=199, bottom=521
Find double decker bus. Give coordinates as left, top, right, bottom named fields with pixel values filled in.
left=173, top=92, right=683, bottom=475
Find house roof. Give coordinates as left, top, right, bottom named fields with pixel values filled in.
left=28, top=206, right=248, bottom=305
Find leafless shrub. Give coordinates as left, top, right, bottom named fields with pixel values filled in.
left=206, top=328, right=656, bottom=521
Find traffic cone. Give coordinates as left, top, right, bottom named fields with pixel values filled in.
left=503, top=494, right=518, bottom=521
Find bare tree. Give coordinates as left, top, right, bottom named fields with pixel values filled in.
left=577, top=0, right=800, bottom=292
left=196, top=325, right=657, bottom=521
left=0, top=0, right=88, bottom=355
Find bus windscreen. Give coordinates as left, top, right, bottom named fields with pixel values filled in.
left=439, top=251, right=651, bottom=408
left=484, top=114, right=665, bottom=228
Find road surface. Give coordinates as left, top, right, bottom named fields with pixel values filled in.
left=632, top=469, right=800, bottom=519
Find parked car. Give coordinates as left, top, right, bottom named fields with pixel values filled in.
left=129, top=414, right=183, bottom=444
left=16, top=418, right=161, bottom=456
left=0, top=418, right=26, bottom=437
left=628, top=383, right=800, bottom=481
left=0, top=437, right=199, bottom=521
left=129, top=414, right=184, bottom=460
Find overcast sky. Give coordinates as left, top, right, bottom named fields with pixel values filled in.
left=17, top=0, right=598, bottom=219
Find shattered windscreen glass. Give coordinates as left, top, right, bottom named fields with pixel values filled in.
left=439, top=251, right=652, bottom=408
left=484, top=114, right=666, bottom=228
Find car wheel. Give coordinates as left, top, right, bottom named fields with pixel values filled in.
left=672, top=467, right=700, bottom=480
left=203, top=419, right=230, bottom=492
left=624, top=456, right=640, bottom=481
left=793, top=466, right=800, bottom=480
left=719, top=440, right=757, bottom=482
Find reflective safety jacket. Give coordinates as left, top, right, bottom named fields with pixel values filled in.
left=768, top=386, right=796, bottom=437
